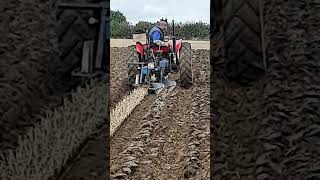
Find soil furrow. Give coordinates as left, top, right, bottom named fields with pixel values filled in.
left=57, top=49, right=210, bottom=180
left=130, top=88, right=193, bottom=180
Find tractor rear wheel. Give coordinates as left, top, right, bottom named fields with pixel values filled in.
left=179, top=42, right=193, bottom=88
left=212, top=0, right=266, bottom=86
left=127, top=46, right=140, bottom=88
left=53, top=0, right=103, bottom=89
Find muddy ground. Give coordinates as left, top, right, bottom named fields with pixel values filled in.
left=57, top=49, right=210, bottom=179
left=211, top=1, right=320, bottom=179
left=110, top=47, right=131, bottom=109
left=0, top=1, right=108, bottom=178
left=0, top=0, right=62, bottom=150
left=110, top=49, right=210, bottom=180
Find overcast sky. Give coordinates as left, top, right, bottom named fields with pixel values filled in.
left=110, top=0, right=210, bottom=25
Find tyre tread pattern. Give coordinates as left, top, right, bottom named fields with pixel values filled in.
left=214, top=0, right=265, bottom=86
left=55, top=0, right=100, bottom=80
left=179, top=42, right=193, bottom=88
left=127, top=46, right=139, bottom=87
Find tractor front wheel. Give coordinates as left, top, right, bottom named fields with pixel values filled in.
left=179, top=42, right=193, bottom=88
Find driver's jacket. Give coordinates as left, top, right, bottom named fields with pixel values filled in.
left=148, top=25, right=165, bottom=46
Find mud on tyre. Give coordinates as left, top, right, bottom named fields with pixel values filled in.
left=127, top=45, right=140, bottom=88
left=53, top=0, right=102, bottom=89
left=212, top=0, right=266, bottom=86
left=179, top=42, right=193, bottom=88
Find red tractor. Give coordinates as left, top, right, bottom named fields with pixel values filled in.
left=127, top=20, right=193, bottom=93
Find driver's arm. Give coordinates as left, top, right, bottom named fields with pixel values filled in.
left=152, top=31, right=168, bottom=46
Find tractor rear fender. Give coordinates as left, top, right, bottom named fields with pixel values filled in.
left=175, top=39, right=182, bottom=54
left=135, top=42, right=144, bottom=56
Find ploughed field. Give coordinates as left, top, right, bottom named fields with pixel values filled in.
left=58, top=46, right=210, bottom=180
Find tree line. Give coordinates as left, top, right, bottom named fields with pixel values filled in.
left=111, top=10, right=209, bottom=40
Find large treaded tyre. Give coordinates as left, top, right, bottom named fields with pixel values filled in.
left=127, top=46, right=140, bottom=88
left=213, top=0, right=266, bottom=86
left=179, top=42, right=193, bottom=88
left=54, top=0, right=102, bottom=86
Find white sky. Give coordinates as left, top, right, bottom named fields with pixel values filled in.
left=110, top=0, right=210, bottom=25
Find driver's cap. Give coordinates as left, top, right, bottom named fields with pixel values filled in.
left=159, top=17, right=168, bottom=26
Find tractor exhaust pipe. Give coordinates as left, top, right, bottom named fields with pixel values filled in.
left=172, top=20, right=176, bottom=55
left=172, top=20, right=175, bottom=36
left=172, top=20, right=177, bottom=64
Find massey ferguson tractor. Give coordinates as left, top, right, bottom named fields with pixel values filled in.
left=127, top=20, right=193, bottom=93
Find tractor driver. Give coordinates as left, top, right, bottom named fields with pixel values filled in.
left=148, top=19, right=172, bottom=47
